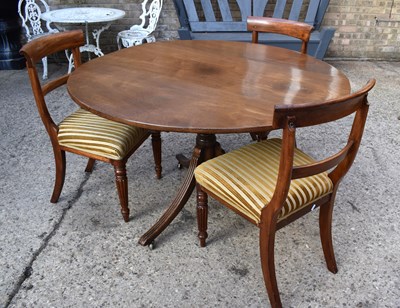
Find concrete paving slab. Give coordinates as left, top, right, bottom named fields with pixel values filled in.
left=0, top=61, right=399, bottom=307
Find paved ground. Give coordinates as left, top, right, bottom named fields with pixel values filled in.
left=0, top=60, right=399, bottom=308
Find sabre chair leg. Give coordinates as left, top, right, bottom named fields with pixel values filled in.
left=319, top=196, right=338, bottom=274
left=259, top=223, right=282, bottom=308
left=196, top=184, right=208, bottom=247
left=50, top=149, right=66, bottom=203
left=114, top=161, right=130, bottom=222
left=85, top=158, right=96, bottom=173
left=151, top=132, right=162, bottom=179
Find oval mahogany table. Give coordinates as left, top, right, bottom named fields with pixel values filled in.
left=67, top=40, right=351, bottom=246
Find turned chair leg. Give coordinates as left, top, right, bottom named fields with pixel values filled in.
left=50, top=149, right=66, bottom=203
left=196, top=184, right=208, bottom=247
left=259, top=223, right=282, bottom=308
left=85, top=158, right=96, bottom=172
left=319, top=197, right=338, bottom=273
left=113, top=162, right=130, bottom=222
left=151, top=132, right=162, bottom=179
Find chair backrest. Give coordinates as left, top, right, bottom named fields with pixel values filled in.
left=247, top=16, right=313, bottom=54
left=266, top=79, right=376, bottom=216
left=18, top=0, right=58, bottom=40
left=19, top=30, right=85, bottom=141
left=131, top=0, right=163, bottom=33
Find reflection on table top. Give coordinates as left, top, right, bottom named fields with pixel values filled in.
left=67, top=40, right=351, bottom=134
left=41, top=7, right=125, bottom=24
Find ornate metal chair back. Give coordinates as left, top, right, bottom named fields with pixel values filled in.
left=17, top=0, right=58, bottom=41
left=133, top=0, right=163, bottom=34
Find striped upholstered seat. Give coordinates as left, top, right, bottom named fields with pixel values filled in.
left=58, top=109, right=147, bottom=160
left=194, top=138, right=334, bottom=224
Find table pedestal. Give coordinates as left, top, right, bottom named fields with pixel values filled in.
left=139, top=133, right=224, bottom=247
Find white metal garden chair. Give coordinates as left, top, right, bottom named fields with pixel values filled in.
left=117, top=0, right=163, bottom=49
left=18, top=0, right=59, bottom=79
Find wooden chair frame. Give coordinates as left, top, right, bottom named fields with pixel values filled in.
left=196, top=79, right=376, bottom=307
left=247, top=16, right=313, bottom=54
left=20, top=30, right=162, bottom=222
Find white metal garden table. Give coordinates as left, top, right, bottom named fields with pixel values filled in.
left=41, top=7, right=125, bottom=70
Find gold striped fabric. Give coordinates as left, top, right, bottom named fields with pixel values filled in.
left=58, top=109, right=148, bottom=160
left=194, top=138, right=333, bottom=224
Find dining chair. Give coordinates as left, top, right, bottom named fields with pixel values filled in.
left=117, top=0, right=163, bottom=49
left=247, top=16, right=313, bottom=142
left=20, top=30, right=162, bottom=223
left=194, top=79, right=376, bottom=307
left=18, top=0, right=59, bottom=80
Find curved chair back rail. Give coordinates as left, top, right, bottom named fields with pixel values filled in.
left=20, top=30, right=84, bottom=135
left=20, top=30, right=162, bottom=223
left=21, top=30, right=83, bottom=70
left=247, top=16, right=313, bottom=54
left=194, top=79, right=376, bottom=307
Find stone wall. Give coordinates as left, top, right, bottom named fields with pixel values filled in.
left=46, top=0, right=400, bottom=60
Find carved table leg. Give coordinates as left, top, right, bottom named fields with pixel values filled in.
left=139, top=134, right=218, bottom=246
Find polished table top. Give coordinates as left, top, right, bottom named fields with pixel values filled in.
left=67, top=40, right=351, bottom=134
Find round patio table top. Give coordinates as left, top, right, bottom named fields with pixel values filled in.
left=41, top=7, right=125, bottom=24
